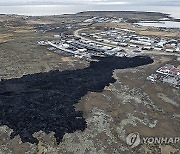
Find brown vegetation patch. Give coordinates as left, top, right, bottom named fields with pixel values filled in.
left=61, top=57, right=77, bottom=62
left=139, top=30, right=179, bottom=38
left=0, top=34, right=13, bottom=43
left=14, top=29, right=33, bottom=33
left=27, top=20, right=54, bottom=25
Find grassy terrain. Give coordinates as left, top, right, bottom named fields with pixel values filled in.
left=0, top=13, right=179, bottom=154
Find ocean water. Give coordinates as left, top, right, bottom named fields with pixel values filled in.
left=136, top=21, right=180, bottom=28
left=0, top=4, right=180, bottom=19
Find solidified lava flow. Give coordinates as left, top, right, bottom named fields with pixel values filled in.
left=0, top=56, right=153, bottom=144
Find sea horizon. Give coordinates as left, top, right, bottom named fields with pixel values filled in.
left=0, top=4, right=180, bottom=19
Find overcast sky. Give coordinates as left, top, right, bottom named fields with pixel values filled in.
left=0, top=0, right=180, bottom=5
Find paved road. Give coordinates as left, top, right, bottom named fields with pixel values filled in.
left=74, top=28, right=180, bottom=57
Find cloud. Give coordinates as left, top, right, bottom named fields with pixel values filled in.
left=1, top=0, right=179, bottom=6
left=0, top=0, right=129, bottom=5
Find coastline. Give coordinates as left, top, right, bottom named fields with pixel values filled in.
left=0, top=10, right=174, bottom=20
left=0, top=5, right=180, bottom=20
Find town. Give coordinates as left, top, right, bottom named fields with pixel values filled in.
left=37, top=16, right=180, bottom=88
left=38, top=25, right=180, bottom=60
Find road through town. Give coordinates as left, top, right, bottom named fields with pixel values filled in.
left=74, top=28, right=180, bottom=57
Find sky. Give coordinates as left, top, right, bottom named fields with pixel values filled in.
left=0, top=0, right=180, bottom=6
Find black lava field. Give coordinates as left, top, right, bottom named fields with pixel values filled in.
left=0, top=56, right=153, bottom=144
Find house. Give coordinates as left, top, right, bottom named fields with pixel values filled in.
left=169, top=67, right=180, bottom=76
left=129, top=44, right=139, bottom=48
left=156, top=65, right=180, bottom=76
left=129, top=40, right=151, bottom=46
left=142, top=46, right=153, bottom=50
left=77, top=48, right=87, bottom=53
left=37, top=41, right=47, bottom=46
left=176, top=43, right=180, bottom=52
left=54, top=35, right=61, bottom=38
left=164, top=43, right=176, bottom=49
left=96, top=38, right=103, bottom=42
left=154, top=47, right=163, bottom=51
left=157, top=41, right=166, bottom=48
left=176, top=47, right=180, bottom=52
left=111, top=47, right=124, bottom=52
left=83, top=19, right=93, bottom=23
left=103, top=40, right=111, bottom=44
left=147, top=74, right=157, bottom=82
left=81, top=33, right=87, bottom=36
left=119, top=43, right=128, bottom=47
left=156, top=64, right=174, bottom=74
left=111, top=41, right=119, bottom=45
left=165, top=49, right=175, bottom=53
left=166, top=39, right=177, bottom=45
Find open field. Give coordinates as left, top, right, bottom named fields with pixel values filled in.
left=93, top=22, right=180, bottom=39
